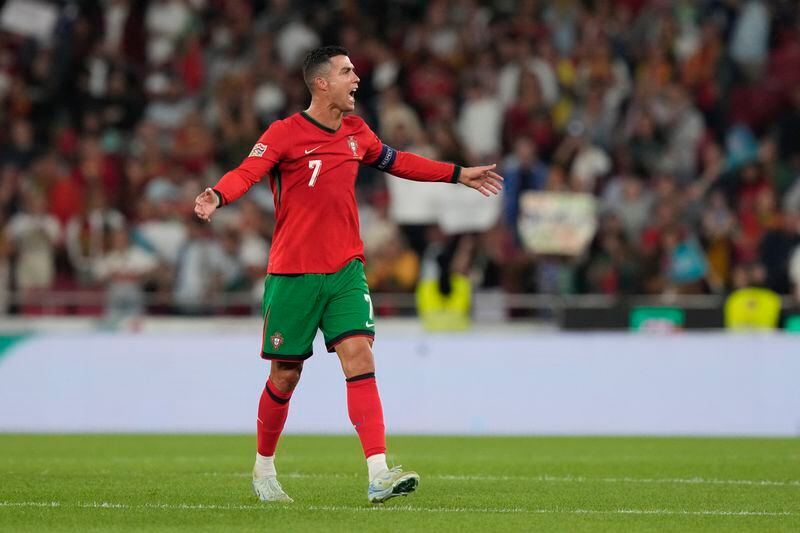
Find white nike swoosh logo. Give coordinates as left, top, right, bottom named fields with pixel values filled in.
left=304, top=146, right=322, bottom=154
left=366, top=322, right=375, bottom=328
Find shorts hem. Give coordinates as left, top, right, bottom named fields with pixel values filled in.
left=325, top=330, right=375, bottom=352
left=260, top=351, right=313, bottom=362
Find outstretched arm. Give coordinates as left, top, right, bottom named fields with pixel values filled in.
left=368, top=145, right=503, bottom=195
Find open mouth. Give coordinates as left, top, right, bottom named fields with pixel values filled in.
left=348, top=88, right=357, bottom=103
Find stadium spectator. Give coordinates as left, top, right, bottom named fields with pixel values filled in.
left=457, top=79, right=503, bottom=162
left=65, top=186, right=125, bottom=285
left=577, top=211, right=640, bottom=294
left=172, top=216, right=233, bottom=314
left=729, top=0, right=770, bottom=81
left=724, top=260, right=782, bottom=330
left=5, top=188, right=60, bottom=292
left=602, top=173, right=653, bottom=245
left=699, top=190, right=737, bottom=293
left=365, top=229, right=420, bottom=294
left=133, top=179, right=187, bottom=267
left=91, top=226, right=158, bottom=319
left=500, top=137, right=548, bottom=241
left=503, top=70, right=556, bottom=156
left=1, top=119, right=37, bottom=169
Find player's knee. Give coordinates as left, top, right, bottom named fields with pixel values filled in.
left=350, top=355, right=374, bottom=376
left=336, top=338, right=375, bottom=377
left=270, top=361, right=303, bottom=392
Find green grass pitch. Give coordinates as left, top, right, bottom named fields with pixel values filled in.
left=0, top=435, right=798, bottom=532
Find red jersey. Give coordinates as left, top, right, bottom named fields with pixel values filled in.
left=213, top=112, right=461, bottom=274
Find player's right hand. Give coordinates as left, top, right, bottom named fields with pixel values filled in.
left=194, top=187, right=219, bottom=221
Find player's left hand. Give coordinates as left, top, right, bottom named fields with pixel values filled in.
left=458, top=164, right=504, bottom=197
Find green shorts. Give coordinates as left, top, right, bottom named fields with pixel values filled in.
left=260, top=259, right=375, bottom=361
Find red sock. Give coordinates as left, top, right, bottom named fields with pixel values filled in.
left=346, top=373, right=386, bottom=457
left=256, top=379, right=292, bottom=456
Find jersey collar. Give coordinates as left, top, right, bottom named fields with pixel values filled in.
left=300, top=111, right=340, bottom=134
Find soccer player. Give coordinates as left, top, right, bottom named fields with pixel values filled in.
left=194, top=46, right=502, bottom=504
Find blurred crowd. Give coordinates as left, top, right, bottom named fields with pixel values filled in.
left=1, top=0, right=800, bottom=317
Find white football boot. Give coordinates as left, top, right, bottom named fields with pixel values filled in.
left=367, top=466, right=420, bottom=504
left=252, top=471, right=293, bottom=503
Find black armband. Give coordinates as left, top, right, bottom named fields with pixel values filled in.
left=370, top=144, right=397, bottom=172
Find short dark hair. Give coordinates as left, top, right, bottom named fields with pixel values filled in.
left=302, top=46, right=349, bottom=90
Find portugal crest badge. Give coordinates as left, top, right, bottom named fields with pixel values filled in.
left=347, top=136, right=359, bottom=158
left=270, top=332, right=284, bottom=350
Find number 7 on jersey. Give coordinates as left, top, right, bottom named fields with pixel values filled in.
left=308, top=159, right=322, bottom=187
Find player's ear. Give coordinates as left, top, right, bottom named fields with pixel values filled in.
left=315, top=76, right=328, bottom=93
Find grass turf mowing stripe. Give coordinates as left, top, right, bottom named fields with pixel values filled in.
left=0, top=501, right=794, bottom=517
left=203, top=471, right=800, bottom=487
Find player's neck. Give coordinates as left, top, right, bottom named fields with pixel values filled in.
left=304, top=101, right=344, bottom=132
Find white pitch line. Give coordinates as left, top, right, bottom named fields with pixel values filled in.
left=201, top=471, right=800, bottom=488
left=434, top=474, right=800, bottom=487
left=0, top=501, right=794, bottom=517
left=307, top=505, right=794, bottom=517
